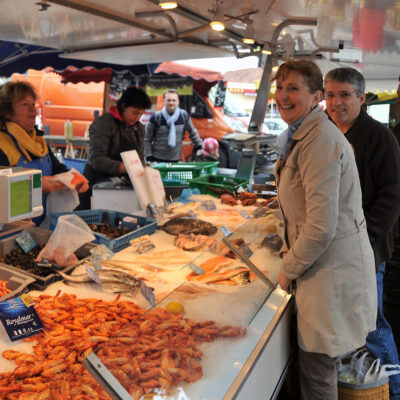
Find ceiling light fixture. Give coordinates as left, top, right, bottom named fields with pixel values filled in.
left=242, top=21, right=255, bottom=44
left=210, top=1, right=225, bottom=32
left=262, top=49, right=272, bottom=55
left=159, top=0, right=178, bottom=9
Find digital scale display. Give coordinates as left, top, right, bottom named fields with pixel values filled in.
left=10, top=179, right=31, bottom=217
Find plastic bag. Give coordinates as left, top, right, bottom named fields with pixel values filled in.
left=50, top=168, right=86, bottom=190
left=337, top=349, right=373, bottom=384
left=337, top=349, right=400, bottom=385
left=364, top=358, right=400, bottom=384
left=36, top=214, right=95, bottom=267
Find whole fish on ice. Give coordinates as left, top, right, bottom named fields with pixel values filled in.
left=58, top=268, right=148, bottom=298
left=159, top=217, right=218, bottom=236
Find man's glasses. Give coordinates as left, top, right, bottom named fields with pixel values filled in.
left=325, top=91, right=357, bottom=100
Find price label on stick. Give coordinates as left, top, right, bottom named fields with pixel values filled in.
left=220, top=225, right=232, bottom=237
left=141, top=282, right=156, bottom=307
left=85, top=264, right=103, bottom=286
left=188, top=262, right=204, bottom=275
left=16, top=231, right=37, bottom=253
left=239, top=210, right=250, bottom=219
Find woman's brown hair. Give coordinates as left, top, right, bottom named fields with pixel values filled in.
left=274, top=59, right=323, bottom=93
left=0, top=81, right=38, bottom=119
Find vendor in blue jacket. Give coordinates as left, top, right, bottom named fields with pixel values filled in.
left=145, top=88, right=202, bottom=162
left=0, top=81, right=89, bottom=225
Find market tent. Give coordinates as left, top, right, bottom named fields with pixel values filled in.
left=57, top=66, right=113, bottom=84
left=0, top=40, right=159, bottom=79
left=153, top=61, right=223, bottom=97
left=154, top=62, right=222, bottom=82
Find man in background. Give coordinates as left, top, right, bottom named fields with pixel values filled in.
left=325, top=67, right=400, bottom=400
left=145, top=88, right=202, bottom=162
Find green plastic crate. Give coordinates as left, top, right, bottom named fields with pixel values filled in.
left=189, top=174, right=248, bottom=197
left=154, top=161, right=219, bottom=186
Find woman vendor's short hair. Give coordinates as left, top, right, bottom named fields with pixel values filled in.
left=0, top=81, right=37, bottom=119
left=117, top=86, right=152, bottom=113
left=274, top=59, right=323, bottom=93
left=324, top=67, right=365, bottom=97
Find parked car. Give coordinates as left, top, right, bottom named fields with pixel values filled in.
left=263, top=118, right=287, bottom=136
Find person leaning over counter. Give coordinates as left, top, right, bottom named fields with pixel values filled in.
left=0, top=81, right=89, bottom=226
left=274, top=60, right=377, bottom=400
left=145, top=88, right=202, bottom=163
left=79, top=86, right=152, bottom=209
left=325, top=67, right=400, bottom=400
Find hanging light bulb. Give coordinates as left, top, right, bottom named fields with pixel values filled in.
left=242, top=21, right=255, bottom=44
left=159, top=0, right=177, bottom=9
left=210, top=1, right=225, bottom=32
left=262, top=45, right=272, bottom=55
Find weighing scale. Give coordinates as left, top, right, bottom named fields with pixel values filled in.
left=0, top=167, right=43, bottom=232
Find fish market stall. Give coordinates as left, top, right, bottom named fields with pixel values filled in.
left=0, top=194, right=292, bottom=400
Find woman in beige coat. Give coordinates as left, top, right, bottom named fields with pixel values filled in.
left=274, top=60, right=377, bottom=399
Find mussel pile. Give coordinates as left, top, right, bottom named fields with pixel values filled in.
left=89, top=223, right=131, bottom=239
left=0, top=246, right=52, bottom=276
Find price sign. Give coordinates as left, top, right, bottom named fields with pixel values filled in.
left=85, top=264, right=103, bottom=286
left=16, top=231, right=37, bottom=253
left=188, top=262, right=204, bottom=275
left=0, top=295, right=43, bottom=342
left=140, top=282, right=155, bottom=307
left=220, top=225, right=232, bottom=237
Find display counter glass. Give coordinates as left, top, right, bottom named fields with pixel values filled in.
left=83, top=209, right=289, bottom=399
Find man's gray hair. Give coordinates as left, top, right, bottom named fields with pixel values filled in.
left=325, top=68, right=365, bottom=96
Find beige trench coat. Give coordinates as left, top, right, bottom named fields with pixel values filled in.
left=275, top=107, right=377, bottom=357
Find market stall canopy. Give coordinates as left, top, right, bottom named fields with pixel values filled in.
left=155, top=62, right=222, bottom=82
left=0, top=40, right=159, bottom=79
left=0, top=0, right=400, bottom=89
left=154, top=61, right=223, bottom=96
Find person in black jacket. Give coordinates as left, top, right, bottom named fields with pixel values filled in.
left=80, top=86, right=151, bottom=209
left=325, top=67, right=400, bottom=400
left=0, top=81, right=89, bottom=225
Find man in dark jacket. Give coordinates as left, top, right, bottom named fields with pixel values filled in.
left=79, top=86, right=151, bottom=209
left=325, top=67, right=400, bottom=400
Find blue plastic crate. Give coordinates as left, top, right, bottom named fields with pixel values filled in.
left=64, top=158, right=87, bottom=174
left=49, top=209, right=157, bottom=252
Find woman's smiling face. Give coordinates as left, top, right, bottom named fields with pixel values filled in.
left=275, top=71, right=321, bottom=125
left=9, top=95, right=37, bottom=132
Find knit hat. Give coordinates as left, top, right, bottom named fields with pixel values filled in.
left=202, top=138, right=219, bottom=156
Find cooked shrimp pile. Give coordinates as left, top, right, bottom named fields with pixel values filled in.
left=97, top=307, right=246, bottom=399
left=0, top=292, right=145, bottom=400
left=0, top=291, right=246, bottom=399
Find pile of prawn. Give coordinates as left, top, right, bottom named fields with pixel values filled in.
left=0, top=291, right=145, bottom=400
left=0, top=291, right=246, bottom=399
left=97, top=307, right=246, bottom=398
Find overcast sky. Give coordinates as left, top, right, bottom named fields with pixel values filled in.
left=175, top=56, right=260, bottom=73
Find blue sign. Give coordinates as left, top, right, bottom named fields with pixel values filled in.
left=15, top=231, right=37, bottom=253
left=0, top=295, right=43, bottom=342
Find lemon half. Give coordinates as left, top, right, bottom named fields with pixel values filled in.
left=165, top=301, right=184, bottom=315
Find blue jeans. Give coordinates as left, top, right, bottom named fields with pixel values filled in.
left=366, top=262, right=400, bottom=399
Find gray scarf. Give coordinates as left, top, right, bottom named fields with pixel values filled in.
left=161, top=106, right=181, bottom=147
